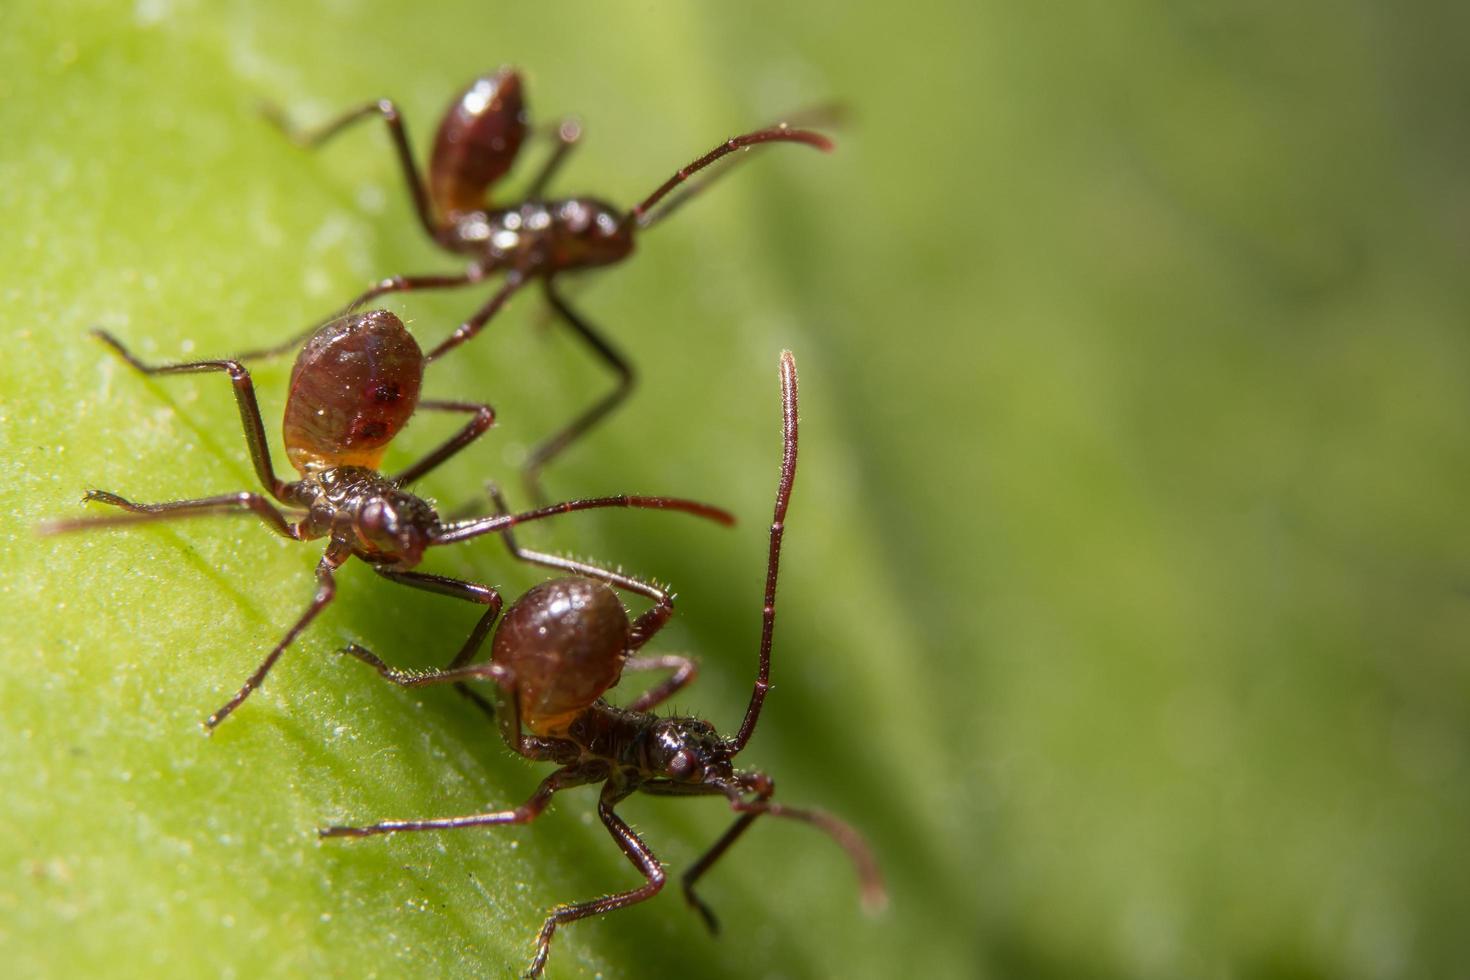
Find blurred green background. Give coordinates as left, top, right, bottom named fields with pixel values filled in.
left=4, top=1, right=1469, bottom=977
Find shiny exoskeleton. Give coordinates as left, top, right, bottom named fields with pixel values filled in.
left=259, top=67, right=833, bottom=498
left=325, top=351, right=885, bottom=978
left=42, top=310, right=732, bottom=729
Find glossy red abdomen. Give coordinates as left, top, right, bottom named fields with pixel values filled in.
left=492, top=577, right=630, bottom=737
left=430, top=68, right=527, bottom=219
left=282, top=310, right=422, bottom=473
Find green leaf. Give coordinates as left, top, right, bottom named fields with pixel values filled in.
left=2, top=5, right=950, bottom=978
left=9, top=3, right=1470, bottom=978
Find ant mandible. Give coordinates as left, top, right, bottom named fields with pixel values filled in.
left=323, top=351, right=886, bottom=978
left=255, top=67, right=833, bottom=499
left=41, top=310, right=732, bottom=730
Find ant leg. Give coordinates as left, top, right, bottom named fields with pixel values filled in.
left=206, top=554, right=342, bottom=730
left=390, top=400, right=496, bottom=486
left=523, top=118, right=583, bottom=200
left=232, top=324, right=324, bottom=362
left=628, top=124, right=834, bottom=229
left=337, top=270, right=486, bottom=315
left=233, top=271, right=484, bottom=362
left=93, top=330, right=290, bottom=499
left=370, top=568, right=503, bottom=670
left=622, top=654, right=698, bottom=713
left=521, top=280, right=634, bottom=503
left=263, top=98, right=439, bottom=242
left=338, top=642, right=515, bottom=688
left=528, top=784, right=663, bottom=979
left=678, top=785, right=770, bottom=935
left=364, top=567, right=503, bottom=720
left=39, top=490, right=299, bottom=539
left=320, top=761, right=601, bottom=839
left=680, top=786, right=887, bottom=931
left=423, top=275, right=526, bottom=362
left=480, top=484, right=674, bottom=647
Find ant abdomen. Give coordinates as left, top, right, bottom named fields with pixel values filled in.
left=492, top=577, right=630, bottom=737
left=429, top=68, right=527, bottom=219
left=283, top=310, right=423, bottom=473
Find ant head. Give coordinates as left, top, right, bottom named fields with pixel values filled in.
left=646, top=717, right=736, bottom=786
left=354, top=489, right=433, bottom=564
left=283, top=310, right=422, bottom=475
left=550, top=198, right=635, bottom=268
left=430, top=67, right=528, bottom=218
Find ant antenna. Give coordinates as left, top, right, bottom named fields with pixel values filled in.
left=632, top=104, right=847, bottom=230
left=730, top=350, right=798, bottom=753
left=628, top=128, right=833, bottom=230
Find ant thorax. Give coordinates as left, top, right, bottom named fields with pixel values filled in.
left=559, top=704, right=733, bottom=785
left=289, top=467, right=438, bottom=564
left=439, top=198, right=634, bottom=272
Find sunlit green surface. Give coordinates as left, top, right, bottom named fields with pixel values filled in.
left=4, top=2, right=1469, bottom=978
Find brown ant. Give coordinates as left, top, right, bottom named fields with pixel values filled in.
left=322, top=351, right=885, bottom=978
left=41, top=309, right=732, bottom=730
left=254, top=67, right=833, bottom=499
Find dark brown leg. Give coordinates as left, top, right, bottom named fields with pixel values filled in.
left=423, top=275, right=526, bottom=362
left=523, top=118, right=583, bottom=200
left=347, top=567, right=507, bottom=722
left=681, top=785, right=887, bottom=932
left=339, top=271, right=487, bottom=314
left=681, top=803, right=764, bottom=935
left=390, top=400, right=496, bottom=486
left=521, top=280, right=634, bottom=503
left=233, top=271, right=485, bottom=362
left=622, top=654, right=698, bottom=713
left=336, top=575, right=549, bottom=734
left=486, top=674, right=577, bottom=762
left=39, top=490, right=300, bottom=539
left=528, top=783, right=663, bottom=978
left=481, top=484, right=673, bottom=648
left=320, top=762, right=600, bottom=839
left=337, top=642, right=511, bottom=689
left=371, top=567, right=503, bottom=669
left=205, top=555, right=342, bottom=731
left=263, top=98, right=439, bottom=242
left=93, top=330, right=290, bottom=499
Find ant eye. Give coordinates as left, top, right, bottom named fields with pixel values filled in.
left=669, top=749, right=700, bottom=780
